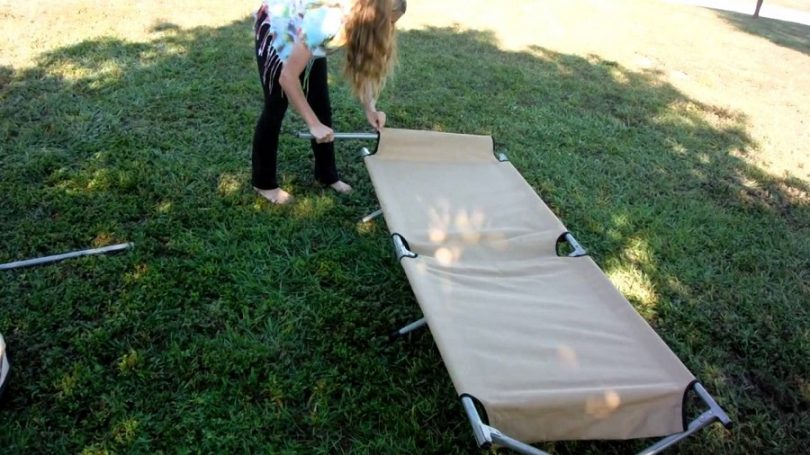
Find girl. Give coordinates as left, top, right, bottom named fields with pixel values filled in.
left=252, top=0, right=407, bottom=204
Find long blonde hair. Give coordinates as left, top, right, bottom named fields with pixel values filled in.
left=343, top=0, right=406, bottom=104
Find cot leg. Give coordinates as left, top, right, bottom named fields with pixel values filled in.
left=389, top=317, right=427, bottom=340
left=491, top=431, right=551, bottom=455
left=461, top=396, right=550, bottom=455
left=361, top=208, right=383, bottom=223
left=564, top=233, right=587, bottom=257
left=637, top=410, right=716, bottom=455
left=637, top=383, right=732, bottom=455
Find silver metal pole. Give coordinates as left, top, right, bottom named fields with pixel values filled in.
left=0, top=242, right=134, bottom=270
left=490, top=430, right=551, bottom=455
left=391, top=234, right=416, bottom=260
left=461, top=396, right=492, bottom=448
left=396, top=318, right=427, bottom=336
left=564, top=233, right=587, bottom=257
left=637, top=410, right=715, bottom=455
left=638, top=383, right=732, bottom=455
left=296, top=131, right=378, bottom=141
left=361, top=208, right=384, bottom=223
left=461, top=396, right=550, bottom=455
left=694, top=382, right=732, bottom=428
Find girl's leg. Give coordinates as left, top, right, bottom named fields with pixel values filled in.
left=252, top=16, right=290, bottom=201
left=304, top=57, right=343, bottom=187
left=251, top=99, right=286, bottom=190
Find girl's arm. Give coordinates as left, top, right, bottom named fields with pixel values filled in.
left=362, top=83, right=387, bottom=131
left=279, top=41, right=334, bottom=143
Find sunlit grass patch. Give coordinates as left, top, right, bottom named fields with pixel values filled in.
left=605, top=263, right=660, bottom=317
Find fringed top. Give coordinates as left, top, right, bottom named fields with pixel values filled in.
left=255, top=0, right=350, bottom=61
left=254, top=0, right=350, bottom=93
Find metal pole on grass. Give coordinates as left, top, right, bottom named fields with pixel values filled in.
left=0, top=242, right=134, bottom=271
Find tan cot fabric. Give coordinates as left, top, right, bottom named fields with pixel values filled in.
left=365, top=128, right=696, bottom=442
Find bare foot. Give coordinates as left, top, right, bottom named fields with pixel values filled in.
left=330, top=180, right=353, bottom=194
left=254, top=187, right=294, bottom=205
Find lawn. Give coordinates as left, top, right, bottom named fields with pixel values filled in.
left=0, top=0, right=808, bottom=454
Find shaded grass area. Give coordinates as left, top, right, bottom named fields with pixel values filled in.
left=716, top=8, right=810, bottom=55
left=1, top=16, right=808, bottom=454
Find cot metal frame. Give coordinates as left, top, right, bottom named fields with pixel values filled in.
left=296, top=131, right=379, bottom=141
left=461, top=382, right=732, bottom=455
left=0, top=242, right=134, bottom=271
left=296, top=131, right=733, bottom=454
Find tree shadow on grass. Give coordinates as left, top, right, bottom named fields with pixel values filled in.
left=0, top=16, right=808, bottom=455
left=712, top=8, right=810, bottom=55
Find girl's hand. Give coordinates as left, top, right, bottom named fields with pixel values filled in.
left=365, top=109, right=387, bottom=131
left=309, top=123, right=334, bottom=143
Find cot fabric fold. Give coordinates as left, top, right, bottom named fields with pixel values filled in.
left=365, top=128, right=695, bottom=442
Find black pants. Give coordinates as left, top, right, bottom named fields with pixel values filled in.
left=252, top=27, right=338, bottom=190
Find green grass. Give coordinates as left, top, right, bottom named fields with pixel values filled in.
left=1, top=12, right=808, bottom=455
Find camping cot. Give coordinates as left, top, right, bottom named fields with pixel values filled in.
left=299, top=128, right=732, bottom=454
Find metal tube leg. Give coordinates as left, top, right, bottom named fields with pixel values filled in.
left=361, top=208, right=383, bottom=223
left=0, top=242, right=134, bottom=270
left=389, top=317, right=427, bottom=340
left=462, top=396, right=492, bottom=448
left=461, top=396, right=550, bottom=455
left=491, top=430, right=550, bottom=455
left=296, top=131, right=378, bottom=141
left=564, top=233, right=587, bottom=257
left=638, top=382, right=732, bottom=455
left=637, top=411, right=715, bottom=455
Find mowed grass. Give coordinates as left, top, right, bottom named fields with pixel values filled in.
left=0, top=1, right=808, bottom=454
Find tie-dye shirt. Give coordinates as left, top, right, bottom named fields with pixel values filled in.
left=255, top=0, right=351, bottom=62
